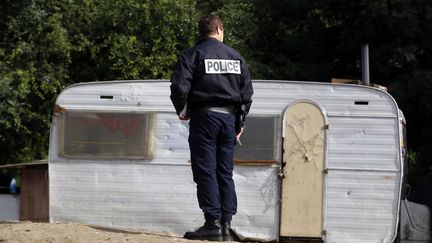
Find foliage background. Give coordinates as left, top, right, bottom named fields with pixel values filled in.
left=1, top=0, right=431, bottom=189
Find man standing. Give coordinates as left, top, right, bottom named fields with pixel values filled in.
left=170, top=14, right=253, bottom=241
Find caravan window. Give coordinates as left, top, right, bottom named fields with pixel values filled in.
left=58, top=111, right=155, bottom=160
left=234, top=115, right=280, bottom=162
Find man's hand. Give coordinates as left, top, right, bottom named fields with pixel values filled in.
left=179, top=115, right=190, bottom=121
left=236, top=127, right=243, bottom=141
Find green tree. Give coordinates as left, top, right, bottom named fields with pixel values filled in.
left=0, top=0, right=198, bottom=165
left=216, top=0, right=432, bottom=178
left=2, top=0, right=432, bottom=181
left=1, top=1, right=70, bottom=163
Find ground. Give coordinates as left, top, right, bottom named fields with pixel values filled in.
left=0, top=221, right=237, bottom=243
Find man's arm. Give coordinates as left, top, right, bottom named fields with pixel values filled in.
left=170, top=53, right=194, bottom=119
left=238, top=60, right=254, bottom=130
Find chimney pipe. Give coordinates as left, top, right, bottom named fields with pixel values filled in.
left=361, top=44, right=370, bottom=86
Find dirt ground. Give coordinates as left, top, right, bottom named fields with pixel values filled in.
left=0, top=221, right=238, bottom=243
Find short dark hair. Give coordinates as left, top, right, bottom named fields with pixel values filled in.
left=198, top=14, right=223, bottom=38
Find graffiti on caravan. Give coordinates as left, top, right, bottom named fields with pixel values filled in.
left=204, top=59, right=241, bottom=74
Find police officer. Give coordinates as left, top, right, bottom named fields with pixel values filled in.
left=170, top=14, right=253, bottom=241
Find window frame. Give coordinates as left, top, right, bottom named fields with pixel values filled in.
left=234, top=114, right=281, bottom=164
left=57, top=110, right=156, bottom=160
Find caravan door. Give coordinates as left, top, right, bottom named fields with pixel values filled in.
left=280, top=100, right=328, bottom=239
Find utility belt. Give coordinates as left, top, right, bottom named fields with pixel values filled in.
left=199, top=105, right=244, bottom=134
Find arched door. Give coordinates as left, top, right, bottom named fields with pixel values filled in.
left=280, top=100, right=327, bottom=238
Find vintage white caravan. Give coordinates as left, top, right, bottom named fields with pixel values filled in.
left=48, top=80, right=406, bottom=242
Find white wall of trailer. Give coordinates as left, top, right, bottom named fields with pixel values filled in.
left=49, top=80, right=402, bottom=242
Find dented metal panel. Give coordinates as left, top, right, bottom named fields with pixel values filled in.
left=49, top=108, right=279, bottom=240
left=49, top=162, right=278, bottom=239
left=55, top=80, right=398, bottom=117
left=49, top=80, right=402, bottom=242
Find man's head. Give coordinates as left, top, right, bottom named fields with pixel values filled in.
left=198, top=14, right=224, bottom=42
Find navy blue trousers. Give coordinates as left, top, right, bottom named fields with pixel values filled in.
left=189, top=109, right=237, bottom=222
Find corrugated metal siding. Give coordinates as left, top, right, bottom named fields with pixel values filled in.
left=153, top=113, right=190, bottom=163
left=49, top=99, right=279, bottom=240
left=249, top=81, right=398, bottom=117
left=56, top=82, right=173, bottom=112
left=49, top=163, right=198, bottom=230
left=327, top=116, right=399, bottom=170
left=49, top=162, right=279, bottom=239
left=50, top=80, right=401, bottom=242
left=325, top=170, right=400, bottom=243
left=56, top=80, right=398, bottom=117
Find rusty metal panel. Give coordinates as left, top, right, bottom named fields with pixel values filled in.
left=20, top=166, right=49, bottom=222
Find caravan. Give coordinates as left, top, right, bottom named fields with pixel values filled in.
left=48, top=80, right=413, bottom=242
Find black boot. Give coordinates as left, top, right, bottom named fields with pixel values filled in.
left=221, top=220, right=233, bottom=241
left=184, top=219, right=223, bottom=241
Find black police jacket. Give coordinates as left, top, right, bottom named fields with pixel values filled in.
left=170, top=37, right=253, bottom=123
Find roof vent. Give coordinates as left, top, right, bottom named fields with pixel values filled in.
left=100, top=95, right=113, bottom=99
left=354, top=101, right=369, bottom=105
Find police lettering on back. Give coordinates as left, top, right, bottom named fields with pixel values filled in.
left=204, top=59, right=241, bottom=74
